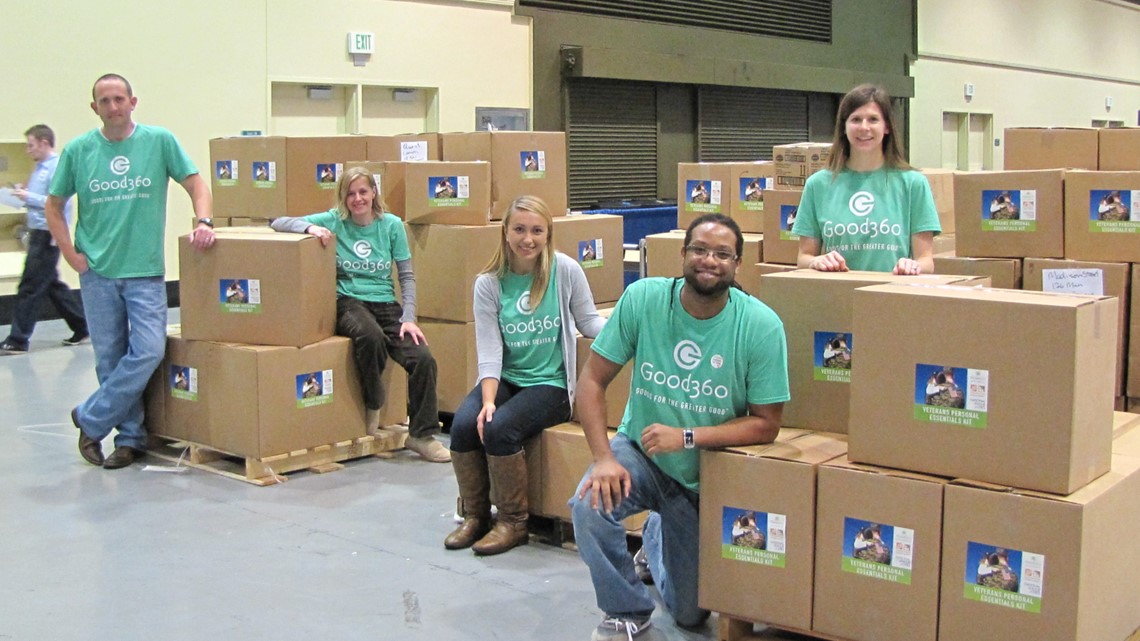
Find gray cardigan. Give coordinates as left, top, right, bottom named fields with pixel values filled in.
left=473, top=252, right=606, bottom=405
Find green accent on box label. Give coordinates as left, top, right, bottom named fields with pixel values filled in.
left=722, top=545, right=785, bottom=567
left=964, top=584, right=1041, bottom=613
left=296, top=370, right=334, bottom=408
left=914, top=364, right=988, bottom=428
left=842, top=557, right=912, bottom=585
left=1089, top=220, right=1140, bottom=233
left=914, top=404, right=986, bottom=428
left=170, top=365, right=198, bottom=401
left=982, top=219, right=1037, bottom=232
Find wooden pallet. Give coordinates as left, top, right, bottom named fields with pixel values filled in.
left=147, top=427, right=409, bottom=485
left=718, top=614, right=1140, bottom=641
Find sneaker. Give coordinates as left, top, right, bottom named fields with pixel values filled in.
left=632, top=547, right=654, bottom=585
left=405, top=436, right=452, bottom=463
left=0, top=340, right=29, bottom=355
left=62, top=331, right=89, bottom=346
left=591, top=615, right=652, bottom=641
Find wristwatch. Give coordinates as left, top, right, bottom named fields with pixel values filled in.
left=196, top=217, right=214, bottom=228
left=683, top=428, right=696, bottom=449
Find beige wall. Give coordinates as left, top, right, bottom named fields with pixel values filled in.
left=0, top=0, right=529, bottom=293
left=910, top=0, right=1140, bottom=169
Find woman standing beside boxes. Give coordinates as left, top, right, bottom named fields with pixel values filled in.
left=793, top=84, right=941, bottom=275
left=270, top=166, right=448, bottom=463
left=445, top=195, right=605, bottom=555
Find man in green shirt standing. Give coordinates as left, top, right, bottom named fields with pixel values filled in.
left=571, top=213, right=789, bottom=641
left=45, top=73, right=216, bottom=469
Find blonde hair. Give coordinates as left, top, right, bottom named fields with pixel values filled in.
left=335, top=167, right=388, bottom=220
left=827, top=84, right=913, bottom=174
left=483, top=195, right=555, bottom=309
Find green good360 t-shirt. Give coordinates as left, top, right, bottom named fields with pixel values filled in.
left=592, top=278, right=790, bottom=491
left=498, top=261, right=565, bottom=388
left=50, top=124, right=198, bottom=278
left=298, top=210, right=410, bottom=302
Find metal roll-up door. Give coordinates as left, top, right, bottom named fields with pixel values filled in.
left=697, top=87, right=810, bottom=162
left=566, top=79, right=658, bottom=209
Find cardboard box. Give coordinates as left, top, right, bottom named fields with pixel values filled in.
left=933, top=253, right=1022, bottom=289
left=938, top=455, right=1140, bottom=641
left=849, top=283, right=1117, bottom=494
left=418, top=319, right=477, bottom=414
left=643, top=230, right=764, bottom=297
left=387, top=161, right=491, bottom=226
left=441, top=131, right=569, bottom=220
left=573, top=335, right=632, bottom=429
left=1098, top=128, right=1140, bottom=171
left=156, top=335, right=367, bottom=458
left=813, top=456, right=946, bottom=641
left=953, top=170, right=1065, bottom=259
left=1003, top=127, right=1098, bottom=170
left=366, top=134, right=440, bottom=162
left=744, top=262, right=798, bottom=298
left=284, top=136, right=369, bottom=218
left=178, top=231, right=336, bottom=348
left=758, top=271, right=988, bottom=434
left=698, top=432, right=848, bottom=630
left=1023, top=258, right=1131, bottom=396
left=1062, top=170, right=1140, bottom=263
left=209, top=136, right=288, bottom=219
left=677, top=163, right=732, bottom=230
left=552, top=213, right=624, bottom=306
left=761, top=189, right=802, bottom=265
left=1131, top=264, right=1140, bottom=397
left=773, top=142, right=831, bottom=190
left=537, top=423, right=645, bottom=531
left=408, top=223, right=500, bottom=323
left=724, top=161, right=775, bottom=233
left=931, top=232, right=955, bottom=255
left=920, top=168, right=956, bottom=234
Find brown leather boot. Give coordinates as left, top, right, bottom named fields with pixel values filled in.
left=444, top=450, right=491, bottom=550
left=473, top=451, right=529, bottom=556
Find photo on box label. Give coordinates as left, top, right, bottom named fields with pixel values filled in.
left=170, top=365, right=198, bottom=401
left=813, top=331, right=852, bottom=383
left=779, top=204, right=799, bottom=241
left=719, top=506, right=786, bottom=567
left=296, top=369, right=334, bottom=408
left=1088, top=189, right=1139, bottom=233
left=981, top=189, right=1036, bottom=232
left=913, top=364, right=989, bottom=428
left=316, top=163, right=339, bottom=187
left=578, top=238, right=602, bottom=269
left=841, top=518, right=913, bottom=585
left=963, top=542, right=1044, bottom=613
left=215, top=160, right=237, bottom=186
left=218, top=278, right=261, bottom=314
left=252, top=161, right=275, bottom=186
left=684, top=180, right=720, bottom=213
left=428, top=175, right=469, bottom=207
left=739, top=176, right=765, bottom=211
left=520, top=150, right=545, bottom=178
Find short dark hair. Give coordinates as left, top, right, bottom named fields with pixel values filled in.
left=684, top=213, right=744, bottom=260
left=92, top=73, right=133, bottom=100
left=24, top=124, right=54, bottom=147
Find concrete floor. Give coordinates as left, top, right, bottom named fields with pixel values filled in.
left=0, top=314, right=801, bottom=641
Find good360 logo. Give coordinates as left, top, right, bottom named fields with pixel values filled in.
left=503, top=291, right=560, bottom=335
left=516, top=292, right=533, bottom=316
left=338, top=241, right=390, bottom=274
left=640, top=340, right=729, bottom=400
left=88, top=155, right=153, bottom=193
left=822, top=190, right=902, bottom=239
left=353, top=241, right=372, bottom=259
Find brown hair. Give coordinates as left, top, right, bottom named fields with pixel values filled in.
left=827, top=84, right=912, bottom=173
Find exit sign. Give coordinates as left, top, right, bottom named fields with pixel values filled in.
left=348, top=32, right=374, bottom=55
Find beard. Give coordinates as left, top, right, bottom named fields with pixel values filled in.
left=683, top=267, right=733, bottom=297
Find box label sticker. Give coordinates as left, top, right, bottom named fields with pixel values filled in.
left=215, top=160, right=237, bottom=187
left=778, top=204, right=800, bottom=241
left=841, top=519, right=913, bottom=585
left=813, top=332, right=852, bottom=383
left=218, top=279, right=262, bottom=314
left=296, top=369, right=334, bottom=408
left=1087, top=189, right=1140, bottom=233
left=963, top=542, right=1044, bottom=613
left=685, top=180, right=721, bottom=213
left=400, top=141, right=428, bottom=162
left=913, top=364, right=988, bottom=428
left=578, top=238, right=602, bottom=269
left=169, top=365, right=198, bottom=401
left=428, top=176, right=469, bottom=207
left=738, top=176, right=768, bottom=211
left=316, top=163, right=341, bottom=189
left=521, top=151, right=546, bottom=179
left=719, top=507, right=786, bottom=568
left=253, top=161, right=276, bottom=188
left=1041, top=268, right=1104, bottom=296
left=981, top=189, right=1036, bottom=232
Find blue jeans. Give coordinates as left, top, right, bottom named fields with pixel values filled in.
left=570, top=433, right=708, bottom=627
left=76, top=271, right=167, bottom=450
left=449, top=381, right=571, bottom=456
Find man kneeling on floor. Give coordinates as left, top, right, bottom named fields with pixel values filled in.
left=570, top=213, right=789, bottom=641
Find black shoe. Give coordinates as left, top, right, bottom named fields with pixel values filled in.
left=73, top=408, right=104, bottom=466
left=103, top=446, right=146, bottom=469
left=62, top=331, right=89, bottom=346
left=0, top=340, right=29, bottom=355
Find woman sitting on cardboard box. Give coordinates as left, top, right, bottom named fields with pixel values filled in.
left=445, top=195, right=605, bottom=556
left=269, top=166, right=449, bottom=463
left=793, top=84, right=941, bottom=275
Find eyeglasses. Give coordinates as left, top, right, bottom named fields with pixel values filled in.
left=684, top=245, right=737, bottom=262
